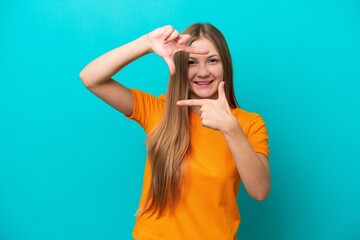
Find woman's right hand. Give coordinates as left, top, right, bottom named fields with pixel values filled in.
left=147, top=25, right=208, bottom=75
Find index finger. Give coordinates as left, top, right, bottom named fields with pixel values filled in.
left=177, top=34, right=191, bottom=45
left=177, top=99, right=208, bottom=106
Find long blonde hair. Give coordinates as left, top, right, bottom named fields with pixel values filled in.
left=141, top=23, right=238, bottom=218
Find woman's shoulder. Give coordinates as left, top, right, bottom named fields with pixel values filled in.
left=232, top=107, right=260, bottom=118
left=231, top=107, right=264, bottom=125
left=231, top=108, right=268, bottom=141
left=128, top=89, right=166, bottom=131
left=159, top=93, right=166, bottom=102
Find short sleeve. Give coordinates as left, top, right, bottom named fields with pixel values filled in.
left=246, top=114, right=270, bottom=158
left=126, top=89, right=165, bottom=132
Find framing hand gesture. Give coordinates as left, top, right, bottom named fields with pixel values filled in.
left=177, top=82, right=237, bottom=133
left=147, top=25, right=208, bottom=75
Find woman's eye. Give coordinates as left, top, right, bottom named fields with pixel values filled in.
left=209, top=58, right=219, bottom=64
left=188, top=60, right=196, bottom=65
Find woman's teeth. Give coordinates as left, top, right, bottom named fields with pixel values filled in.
left=195, top=81, right=213, bottom=85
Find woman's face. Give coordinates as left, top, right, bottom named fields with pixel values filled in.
left=187, top=37, right=224, bottom=100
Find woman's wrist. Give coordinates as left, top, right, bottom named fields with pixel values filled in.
left=136, top=34, right=153, bottom=55
left=221, top=115, right=245, bottom=138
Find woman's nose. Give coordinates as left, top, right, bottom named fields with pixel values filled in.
left=196, top=64, right=210, bottom=77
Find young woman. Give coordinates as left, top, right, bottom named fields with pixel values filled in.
left=80, top=23, right=270, bottom=240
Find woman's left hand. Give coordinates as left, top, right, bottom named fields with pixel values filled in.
left=177, top=81, right=237, bottom=133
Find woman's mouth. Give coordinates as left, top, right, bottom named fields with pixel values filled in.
left=194, top=80, right=214, bottom=86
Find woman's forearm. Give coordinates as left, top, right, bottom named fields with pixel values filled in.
left=222, top=119, right=271, bottom=201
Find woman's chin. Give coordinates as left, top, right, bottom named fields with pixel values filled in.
left=190, top=91, right=217, bottom=100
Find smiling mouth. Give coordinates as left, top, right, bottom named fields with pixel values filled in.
left=194, top=80, right=214, bottom=85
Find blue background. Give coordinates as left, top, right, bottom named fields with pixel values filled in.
left=1, top=0, right=359, bottom=239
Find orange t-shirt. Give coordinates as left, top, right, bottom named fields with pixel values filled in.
left=128, top=89, right=269, bottom=240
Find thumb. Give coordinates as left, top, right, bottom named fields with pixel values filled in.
left=163, top=56, right=176, bottom=75
left=218, top=81, right=226, bottom=100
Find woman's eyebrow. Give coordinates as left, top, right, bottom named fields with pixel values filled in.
left=188, top=54, right=220, bottom=59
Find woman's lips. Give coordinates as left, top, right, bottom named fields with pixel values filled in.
left=193, top=80, right=214, bottom=87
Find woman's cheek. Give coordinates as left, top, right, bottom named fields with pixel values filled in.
left=187, top=67, right=198, bottom=79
